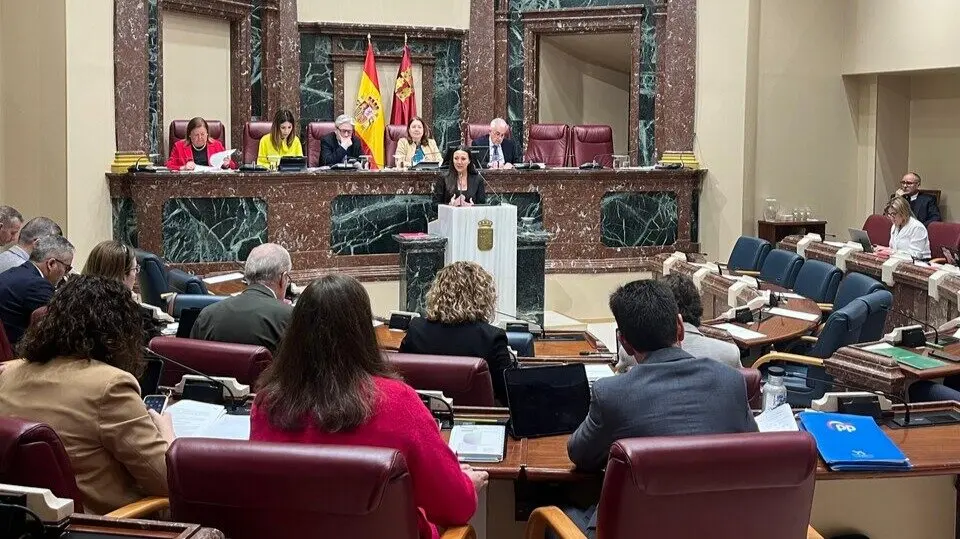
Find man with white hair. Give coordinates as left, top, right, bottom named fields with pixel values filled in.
left=471, top=118, right=517, bottom=169
left=320, top=113, right=363, bottom=165
left=190, top=243, right=294, bottom=352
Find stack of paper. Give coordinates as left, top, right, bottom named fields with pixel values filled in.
left=755, top=404, right=799, bottom=432
left=710, top=323, right=766, bottom=340
left=798, top=411, right=910, bottom=471
left=165, top=399, right=250, bottom=440
left=448, top=424, right=506, bottom=463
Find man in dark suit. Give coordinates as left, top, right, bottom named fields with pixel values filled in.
left=471, top=117, right=518, bottom=168
left=191, top=243, right=293, bottom=352
left=319, top=114, right=363, bottom=166
left=0, top=235, right=74, bottom=344
left=562, top=279, right=757, bottom=536
left=897, top=172, right=941, bottom=226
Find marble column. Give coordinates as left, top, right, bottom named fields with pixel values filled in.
left=517, top=231, right=551, bottom=328
left=394, top=235, right=448, bottom=315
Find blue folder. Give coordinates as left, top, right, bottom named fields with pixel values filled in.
left=798, top=411, right=911, bottom=471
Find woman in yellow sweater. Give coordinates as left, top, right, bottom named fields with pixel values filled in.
left=258, top=109, right=303, bottom=167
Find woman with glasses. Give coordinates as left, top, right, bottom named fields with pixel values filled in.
left=875, top=196, right=930, bottom=260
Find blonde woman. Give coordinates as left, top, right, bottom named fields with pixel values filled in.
left=875, top=196, right=930, bottom=260
left=398, top=261, right=515, bottom=404
left=394, top=117, right=442, bottom=168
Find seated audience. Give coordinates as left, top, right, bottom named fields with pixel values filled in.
left=896, top=172, right=940, bottom=226
left=320, top=114, right=362, bottom=165
left=394, top=116, right=442, bottom=168
left=0, top=235, right=74, bottom=344
left=166, top=116, right=236, bottom=171
left=257, top=108, right=303, bottom=167
left=875, top=196, right=930, bottom=260
left=471, top=118, right=517, bottom=168
left=563, top=279, right=758, bottom=536
left=433, top=146, right=486, bottom=207
left=190, top=243, right=293, bottom=352
left=0, top=275, right=173, bottom=514
left=399, top=261, right=515, bottom=404
left=0, top=216, right=62, bottom=274
left=251, top=273, right=485, bottom=539
left=0, top=205, right=23, bottom=247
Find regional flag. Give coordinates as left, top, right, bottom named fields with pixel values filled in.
left=390, top=43, right=417, bottom=126
left=353, top=41, right=385, bottom=169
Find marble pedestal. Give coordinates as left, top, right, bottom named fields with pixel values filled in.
left=394, top=234, right=448, bottom=315
left=517, top=231, right=551, bottom=327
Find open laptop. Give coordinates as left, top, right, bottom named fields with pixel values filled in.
left=504, top=364, right=590, bottom=439
left=847, top=228, right=874, bottom=253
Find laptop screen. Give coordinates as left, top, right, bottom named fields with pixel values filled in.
left=176, top=307, right=203, bottom=339
left=504, top=364, right=590, bottom=438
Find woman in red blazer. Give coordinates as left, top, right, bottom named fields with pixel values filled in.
left=166, top=117, right=237, bottom=171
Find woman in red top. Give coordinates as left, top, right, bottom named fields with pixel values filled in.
left=166, top=116, right=236, bottom=171
left=250, top=273, right=486, bottom=539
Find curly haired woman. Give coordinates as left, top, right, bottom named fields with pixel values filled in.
left=0, top=275, right=174, bottom=514
left=398, top=261, right=515, bottom=404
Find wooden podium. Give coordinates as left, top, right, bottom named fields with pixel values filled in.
left=428, top=203, right=518, bottom=317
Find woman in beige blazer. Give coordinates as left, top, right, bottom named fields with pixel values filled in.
left=394, top=116, right=442, bottom=168
left=0, top=275, right=174, bottom=515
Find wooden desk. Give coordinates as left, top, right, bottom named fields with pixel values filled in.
left=758, top=219, right=827, bottom=245
left=704, top=291, right=822, bottom=349
left=829, top=340, right=960, bottom=396
left=376, top=325, right=610, bottom=359
left=66, top=515, right=222, bottom=538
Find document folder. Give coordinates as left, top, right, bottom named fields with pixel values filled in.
left=798, top=411, right=910, bottom=471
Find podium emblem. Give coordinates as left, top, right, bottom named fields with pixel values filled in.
left=477, top=219, right=494, bottom=251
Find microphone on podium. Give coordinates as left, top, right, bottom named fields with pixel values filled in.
left=578, top=152, right=615, bottom=170
left=144, top=346, right=245, bottom=414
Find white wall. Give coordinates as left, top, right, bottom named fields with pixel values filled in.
left=908, top=72, right=960, bottom=222
left=162, top=12, right=232, bottom=151
left=298, top=0, right=469, bottom=28
left=873, top=75, right=911, bottom=212
left=343, top=61, right=424, bottom=125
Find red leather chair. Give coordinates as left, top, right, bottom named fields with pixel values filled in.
left=385, top=351, right=495, bottom=407
left=306, top=121, right=337, bottom=166
left=928, top=221, right=960, bottom=262
left=0, top=417, right=167, bottom=518
left=466, top=123, right=511, bottom=144
left=167, top=439, right=475, bottom=539
left=739, top=367, right=761, bottom=409
left=148, top=336, right=272, bottom=388
left=571, top=124, right=614, bottom=167
left=385, top=124, right=409, bottom=168
left=167, top=119, right=225, bottom=158
left=524, top=123, right=570, bottom=166
left=241, top=121, right=273, bottom=165
left=527, top=432, right=819, bottom=539
left=862, top=214, right=890, bottom=247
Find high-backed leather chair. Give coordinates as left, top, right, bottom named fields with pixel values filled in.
left=759, top=249, right=804, bottom=289
left=241, top=121, right=273, bottom=165
left=149, top=336, right=272, bottom=388
left=727, top=236, right=772, bottom=273
left=527, top=432, right=818, bottom=539
left=466, top=123, right=511, bottom=144
left=862, top=214, right=890, bottom=247
left=384, top=351, right=495, bottom=407
left=524, top=123, right=570, bottom=166
left=571, top=124, right=614, bottom=167
left=792, top=259, right=842, bottom=303
left=385, top=124, right=409, bottom=168
left=167, top=439, right=475, bottom=539
left=928, top=221, right=960, bottom=262
left=858, top=289, right=893, bottom=343
left=739, top=367, right=761, bottom=409
left=831, top=272, right=886, bottom=312
left=306, top=121, right=337, bottom=166
left=165, top=294, right=227, bottom=318
left=168, top=119, right=225, bottom=157
left=506, top=331, right=535, bottom=357
left=135, top=250, right=170, bottom=308
left=167, top=271, right=208, bottom=296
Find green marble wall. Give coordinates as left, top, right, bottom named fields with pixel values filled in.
left=600, top=191, right=678, bottom=247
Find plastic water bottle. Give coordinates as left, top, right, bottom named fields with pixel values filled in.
left=762, top=366, right=788, bottom=410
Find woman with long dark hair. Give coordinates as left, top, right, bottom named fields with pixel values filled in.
left=257, top=109, right=303, bottom=167
left=250, top=273, right=486, bottom=539
left=433, top=146, right=485, bottom=207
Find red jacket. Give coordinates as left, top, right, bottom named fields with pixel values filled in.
left=250, top=377, right=477, bottom=539
left=166, top=138, right=237, bottom=170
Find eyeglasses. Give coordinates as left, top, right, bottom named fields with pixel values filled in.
left=130, top=264, right=140, bottom=274
left=338, top=128, right=354, bottom=136
left=53, top=259, right=73, bottom=273
left=901, top=180, right=918, bottom=185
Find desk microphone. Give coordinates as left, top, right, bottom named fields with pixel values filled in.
left=128, top=153, right=160, bottom=173
left=778, top=368, right=911, bottom=425
left=578, top=153, right=613, bottom=170
left=144, top=346, right=243, bottom=413
left=495, top=309, right=545, bottom=340
left=881, top=306, right=939, bottom=346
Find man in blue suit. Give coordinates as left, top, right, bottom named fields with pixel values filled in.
left=0, top=235, right=74, bottom=344
left=471, top=118, right=518, bottom=168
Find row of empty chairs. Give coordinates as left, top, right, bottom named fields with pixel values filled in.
left=167, top=119, right=615, bottom=168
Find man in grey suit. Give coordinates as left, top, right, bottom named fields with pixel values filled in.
left=562, top=280, right=757, bottom=536
left=191, top=243, right=294, bottom=352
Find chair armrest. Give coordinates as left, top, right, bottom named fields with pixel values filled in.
left=737, top=270, right=761, bottom=276
left=799, top=335, right=819, bottom=343
left=752, top=352, right=825, bottom=371
left=103, top=496, right=169, bottom=519
left=441, top=526, right=476, bottom=539
left=931, top=257, right=946, bottom=264
left=524, top=506, right=587, bottom=539
left=807, top=525, right=825, bottom=539
left=817, top=303, right=833, bottom=313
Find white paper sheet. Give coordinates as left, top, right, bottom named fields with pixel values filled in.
left=202, top=272, right=244, bottom=284
left=200, top=414, right=251, bottom=440
left=209, top=149, right=235, bottom=169
left=777, top=292, right=805, bottom=300
left=756, top=404, right=799, bottom=432
left=824, top=241, right=846, bottom=248
left=448, top=424, right=506, bottom=462
left=166, top=400, right=226, bottom=438
left=710, top=323, right=767, bottom=341
left=766, top=307, right=820, bottom=322
left=584, top=364, right=616, bottom=384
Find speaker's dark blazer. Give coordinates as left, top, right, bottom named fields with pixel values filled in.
left=433, top=173, right=487, bottom=206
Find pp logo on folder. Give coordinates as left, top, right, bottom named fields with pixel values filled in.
left=826, top=420, right=857, bottom=433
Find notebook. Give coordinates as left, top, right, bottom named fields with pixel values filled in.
left=504, top=364, right=590, bottom=439
left=448, top=424, right=506, bottom=463
left=798, top=411, right=910, bottom=471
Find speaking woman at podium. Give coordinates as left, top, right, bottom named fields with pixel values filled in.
left=433, top=146, right=485, bottom=207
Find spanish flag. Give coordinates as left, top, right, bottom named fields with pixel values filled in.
left=390, top=43, right=416, bottom=126
left=353, top=40, right=385, bottom=169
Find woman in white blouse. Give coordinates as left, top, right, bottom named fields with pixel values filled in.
left=875, top=196, right=931, bottom=260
